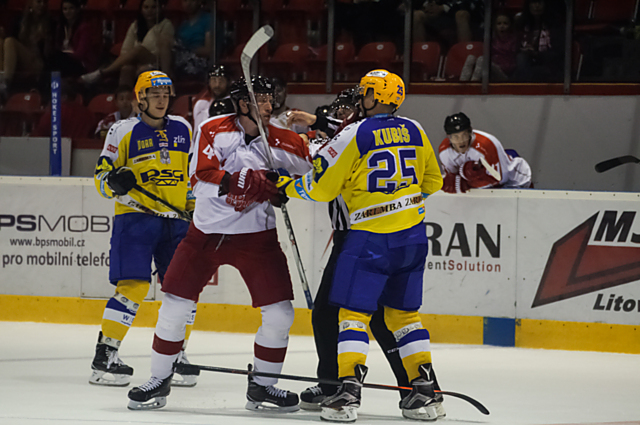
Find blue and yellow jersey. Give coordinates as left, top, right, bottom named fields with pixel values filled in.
left=281, top=114, right=443, bottom=233
left=94, top=115, right=195, bottom=217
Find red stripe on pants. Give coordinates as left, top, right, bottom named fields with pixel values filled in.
left=153, top=335, right=184, bottom=356
left=254, top=343, right=288, bottom=363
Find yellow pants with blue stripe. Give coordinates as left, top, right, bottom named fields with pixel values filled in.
left=337, top=307, right=432, bottom=382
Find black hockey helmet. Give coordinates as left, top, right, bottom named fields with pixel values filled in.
left=209, top=98, right=234, bottom=117
left=444, top=112, right=471, bottom=134
left=208, top=64, right=227, bottom=78
left=315, top=104, right=331, bottom=117
left=331, top=88, right=357, bottom=112
left=229, top=75, right=274, bottom=106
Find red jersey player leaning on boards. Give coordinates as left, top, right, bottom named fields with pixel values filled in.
left=127, top=75, right=313, bottom=412
left=438, top=112, right=532, bottom=193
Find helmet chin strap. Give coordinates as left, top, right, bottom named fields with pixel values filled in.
left=239, top=98, right=261, bottom=128
left=360, top=98, right=378, bottom=117
left=139, top=101, right=166, bottom=120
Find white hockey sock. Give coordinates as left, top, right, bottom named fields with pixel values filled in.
left=253, top=300, right=294, bottom=387
left=150, top=293, right=196, bottom=379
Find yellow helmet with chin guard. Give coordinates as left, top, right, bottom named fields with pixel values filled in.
left=357, top=69, right=405, bottom=110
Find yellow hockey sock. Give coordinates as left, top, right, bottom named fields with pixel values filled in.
left=337, top=308, right=372, bottom=379
left=183, top=305, right=197, bottom=350
left=100, top=279, right=149, bottom=346
left=384, top=307, right=432, bottom=382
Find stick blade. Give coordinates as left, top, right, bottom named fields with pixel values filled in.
left=240, top=25, right=274, bottom=72
left=595, top=155, right=640, bottom=173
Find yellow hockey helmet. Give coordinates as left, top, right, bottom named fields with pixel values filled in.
left=357, top=69, right=405, bottom=109
left=134, top=70, right=175, bottom=102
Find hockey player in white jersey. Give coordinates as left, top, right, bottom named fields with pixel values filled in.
left=127, top=75, right=313, bottom=412
left=439, top=112, right=532, bottom=193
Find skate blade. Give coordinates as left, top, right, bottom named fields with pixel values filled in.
left=433, top=402, right=446, bottom=418
left=245, top=400, right=300, bottom=413
left=127, top=396, right=167, bottom=411
left=89, top=370, right=131, bottom=387
left=320, top=406, right=357, bottom=423
left=171, top=374, right=198, bottom=387
left=402, top=405, right=438, bottom=421
left=299, top=400, right=322, bottom=411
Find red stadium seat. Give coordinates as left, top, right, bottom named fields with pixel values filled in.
left=443, top=42, right=484, bottom=80
left=411, top=42, right=443, bottom=81
left=7, top=0, right=27, bottom=11
left=261, top=0, right=326, bottom=43
left=262, top=43, right=310, bottom=81
left=48, top=0, right=62, bottom=11
left=165, top=0, right=186, bottom=26
left=591, top=0, right=637, bottom=22
left=0, top=91, right=43, bottom=136
left=88, top=94, right=119, bottom=121
left=84, top=0, right=118, bottom=13
left=575, top=0, right=593, bottom=22
left=3, top=91, right=42, bottom=113
left=170, top=95, right=195, bottom=126
left=307, top=41, right=356, bottom=81
left=217, top=0, right=254, bottom=13
left=347, top=42, right=397, bottom=81
left=220, top=42, right=269, bottom=78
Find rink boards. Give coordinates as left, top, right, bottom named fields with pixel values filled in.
left=0, top=176, right=638, bottom=353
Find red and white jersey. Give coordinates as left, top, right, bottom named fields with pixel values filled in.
left=190, top=114, right=312, bottom=234
left=192, top=96, right=213, bottom=131
left=438, top=129, right=532, bottom=188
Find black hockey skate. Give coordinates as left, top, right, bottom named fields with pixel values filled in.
left=89, top=332, right=133, bottom=387
left=246, top=374, right=300, bottom=412
left=172, top=350, right=199, bottom=387
left=300, top=385, right=337, bottom=411
left=400, top=364, right=439, bottom=421
left=127, top=374, right=172, bottom=410
left=320, top=365, right=367, bottom=423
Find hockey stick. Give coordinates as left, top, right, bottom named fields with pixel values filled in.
left=594, top=155, right=640, bottom=173
left=480, top=157, right=501, bottom=181
left=132, top=183, right=192, bottom=222
left=190, top=363, right=490, bottom=415
left=241, top=25, right=314, bottom=310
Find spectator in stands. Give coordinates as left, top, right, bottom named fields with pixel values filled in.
left=460, top=11, right=518, bottom=81
left=413, top=0, right=484, bottom=49
left=81, top=0, right=174, bottom=87
left=0, top=0, right=52, bottom=96
left=192, top=64, right=233, bottom=130
left=438, top=112, right=532, bottom=193
left=50, top=0, right=98, bottom=79
left=94, top=85, right=136, bottom=141
left=172, top=0, right=211, bottom=81
left=513, top=0, right=565, bottom=82
left=32, top=78, right=96, bottom=139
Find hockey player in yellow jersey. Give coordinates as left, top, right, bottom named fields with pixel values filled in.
left=278, top=70, right=444, bottom=422
left=90, top=71, right=198, bottom=388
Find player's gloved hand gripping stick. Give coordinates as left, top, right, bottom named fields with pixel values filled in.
left=241, top=25, right=314, bottom=310
left=108, top=167, right=192, bottom=222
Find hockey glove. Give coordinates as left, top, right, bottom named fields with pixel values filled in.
left=459, top=160, right=499, bottom=188
left=442, top=172, right=470, bottom=194
left=266, top=171, right=289, bottom=208
left=223, top=168, right=279, bottom=212
left=107, top=167, right=137, bottom=196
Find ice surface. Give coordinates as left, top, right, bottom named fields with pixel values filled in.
left=1, top=322, right=639, bottom=425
